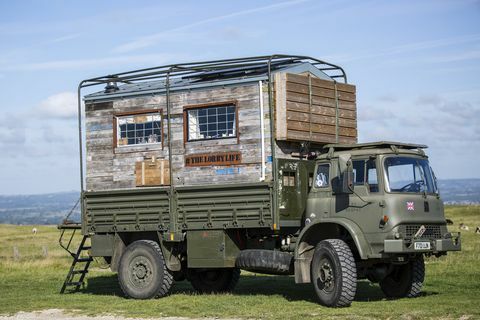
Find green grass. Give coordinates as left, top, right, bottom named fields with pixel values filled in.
left=1, top=206, right=480, bottom=319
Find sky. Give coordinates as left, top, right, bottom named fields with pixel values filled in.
left=0, top=0, right=479, bottom=194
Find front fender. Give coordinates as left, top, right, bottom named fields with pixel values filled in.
left=293, top=218, right=372, bottom=283
left=294, top=218, right=372, bottom=260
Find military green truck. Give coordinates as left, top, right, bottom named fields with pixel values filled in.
left=59, top=55, right=461, bottom=307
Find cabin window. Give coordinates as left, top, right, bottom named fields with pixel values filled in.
left=283, top=171, right=296, bottom=187
left=352, top=159, right=378, bottom=192
left=315, top=164, right=330, bottom=188
left=185, top=104, right=237, bottom=141
left=115, top=112, right=162, bottom=146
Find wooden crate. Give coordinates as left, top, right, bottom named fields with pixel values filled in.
left=275, top=72, right=357, bottom=144
left=135, top=158, right=170, bottom=186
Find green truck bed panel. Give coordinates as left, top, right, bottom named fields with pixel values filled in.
left=83, top=182, right=274, bottom=233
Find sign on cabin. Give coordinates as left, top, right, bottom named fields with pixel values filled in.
left=185, top=152, right=242, bottom=167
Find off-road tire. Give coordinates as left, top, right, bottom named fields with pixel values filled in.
left=236, top=249, right=293, bottom=275
left=380, top=256, right=425, bottom=298
left=118, top=240, right=173, bottom=299
left=189, top=268, right=240, bottom=293
left=311, top=239, right=357, bottom=307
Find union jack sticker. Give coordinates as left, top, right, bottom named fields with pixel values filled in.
left=407, top=201, right=415, bottom=211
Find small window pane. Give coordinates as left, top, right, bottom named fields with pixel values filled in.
left=283, top=172, right=296, bottom=187
left=186, top=104, right=236, bottom=141
left=353, top=160, right=365, bottom=185
left=315, top=164, right=330, bottom=188
left=116, top=112, right=161, bottom=146
left=366, top=159, right=378, bottom=192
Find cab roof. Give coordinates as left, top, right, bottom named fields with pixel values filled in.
left=316, top=141, right=428, bottom=160
left=323, top=141, right=428, bottom=151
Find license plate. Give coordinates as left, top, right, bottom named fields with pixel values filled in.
left=414, top=241, right=431, bottom=250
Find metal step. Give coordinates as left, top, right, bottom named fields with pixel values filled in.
left=76, top=257, right=93, bottom=262
left=71, top=270, right=88, bottom=275
left=66, top=281, right=83, bottom=287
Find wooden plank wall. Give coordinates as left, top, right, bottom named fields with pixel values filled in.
left=275, top=72, right=357, bottom=144
left=85, top=83, right=274, bottom=191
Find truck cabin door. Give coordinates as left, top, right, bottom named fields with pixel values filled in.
left=332, top=157, right=382, bottom=233
left=306, top=162, right=332, bottom=224
left=278, top=160, right=313, bottom=222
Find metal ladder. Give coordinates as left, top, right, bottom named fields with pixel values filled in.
left=59, top=232, right=93, bottom=293
left=58, top=198, right=93, bottom=293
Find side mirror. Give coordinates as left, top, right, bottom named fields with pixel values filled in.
left=342, top=168, right=354, bottom=194
left=338, top=154, right=354, bottom=194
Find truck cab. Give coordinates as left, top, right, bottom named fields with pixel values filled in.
left=293, top=141, right=460, bottom=306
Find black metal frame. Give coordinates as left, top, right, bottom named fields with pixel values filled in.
left=76, top=54, right=348, bottom=234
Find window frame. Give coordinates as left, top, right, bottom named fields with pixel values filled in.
left=183, top=101, right=239, bottom=144
left=352, top=157, right=379, bottom=193
left=113, top=109, right=164, bottom=150
left=383, top=155, right=437, bottom=195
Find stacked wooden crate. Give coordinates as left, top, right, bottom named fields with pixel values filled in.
left=274, top=72, right=357, bottom=144
left=135, top=157, right=170, bottom=186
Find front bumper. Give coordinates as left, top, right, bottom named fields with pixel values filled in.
left=384, top=232, right=461, bottom=253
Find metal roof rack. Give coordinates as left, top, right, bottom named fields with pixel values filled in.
left=79, top=54, right=348, bottom=90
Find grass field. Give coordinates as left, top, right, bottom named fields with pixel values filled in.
left=0, top=206, right=479, bottom=319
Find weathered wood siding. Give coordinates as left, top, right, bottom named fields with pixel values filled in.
left=86, top=75, right=358, bottom=192
left=86, top=83, right=274, bottom=191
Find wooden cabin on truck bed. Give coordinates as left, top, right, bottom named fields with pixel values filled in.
left=80, top=55, right=357, bottom=234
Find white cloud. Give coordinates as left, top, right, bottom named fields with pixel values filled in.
left=360, top=94, right=480, bottom=150
left=358, top=104, right=395, bottom=121
left=0, top=114, right=26, bottom=146
left=377, top=94, right=398, bottom=103
left=112, top=0, right=310, bottom=53
left=329, top=33, right=480, bottom=64
left=4, top=53, right=178, bottom=72
left=428, top=49, right=480, bottom=63
left=37, top=92, right=77, bottom=119
left=49, top=33, right=82, bottom=44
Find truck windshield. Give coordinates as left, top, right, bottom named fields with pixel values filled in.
left=384, top=157, right=438, bottom=194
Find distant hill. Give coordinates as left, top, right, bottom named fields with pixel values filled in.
left=0, top=191, right=80, bottom=225
left=0, top=179, right=479, bottom=225
left=438, top=179, right=480, bottom=205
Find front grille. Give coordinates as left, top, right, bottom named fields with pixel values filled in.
left=404, top=224, right=442, bottom=239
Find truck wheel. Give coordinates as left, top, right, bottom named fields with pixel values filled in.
left=189, top=268, right=240, bottom=293
left=118, top=240, right=173, bottom=299
left=380, top=256, right=425, bottom=298
left=311, top=239, right=357, bottom=307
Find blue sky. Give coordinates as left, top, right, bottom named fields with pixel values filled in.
left=0, top=0, right=479, bottom=194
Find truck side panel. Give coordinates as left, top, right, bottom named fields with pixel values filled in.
left=84, top=182, right=274, bottom=234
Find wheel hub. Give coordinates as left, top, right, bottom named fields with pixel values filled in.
left=318, top=261, right=334, bottom=291
left=130, top=257, right=152, bottom=285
